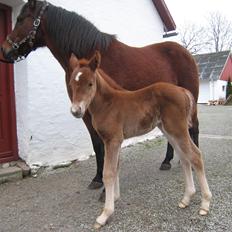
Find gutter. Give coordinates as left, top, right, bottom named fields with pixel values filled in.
left=152, top=0, right=176, bottom=32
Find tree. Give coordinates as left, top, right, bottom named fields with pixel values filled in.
left=226, top=77, right=232, bottom=99
left=206, top=12, right=232, bottom=52
left=179, top=23, right=209, bottom=54
left=178, top=12, right=232, bottom=54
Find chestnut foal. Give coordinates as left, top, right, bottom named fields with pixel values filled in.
left=68, top=52, right=212, bottom=229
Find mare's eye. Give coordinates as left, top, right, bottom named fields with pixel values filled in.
left=89, top=82, right=93, bottom=87
left=17, top=17, right=23, bottom=23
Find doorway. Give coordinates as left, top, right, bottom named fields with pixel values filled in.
left=0, top=3, right=18, bottom=163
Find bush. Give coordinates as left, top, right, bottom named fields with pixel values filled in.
left=226, top=78, right=232, bottom=99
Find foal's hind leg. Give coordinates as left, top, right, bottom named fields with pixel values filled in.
left=167, top=133, right=212, bottom=215
left=160, top=111, right=199, bottom=171
left=178, top=158, right=196, bottom=208
left=163, top=134, right=197, bottom=208
left=187, top=142, right=212, bottom=215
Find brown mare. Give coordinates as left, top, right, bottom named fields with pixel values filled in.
left=68, top=52, right=211, bottom=228
left=0, top=0, right=199, bottom=191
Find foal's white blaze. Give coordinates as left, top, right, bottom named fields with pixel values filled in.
left=79, top=101, right=86, bottom=113
left=75, top=72, right=82, bottom=82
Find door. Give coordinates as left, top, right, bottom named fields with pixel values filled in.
left=0, top=3, right=18, bottom=163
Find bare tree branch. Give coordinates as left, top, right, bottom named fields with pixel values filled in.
left=177, top=12, right=232, bottom=54
left=178, top=23, right=209, bottom=54
left=206, top=12, right=232, bottom=52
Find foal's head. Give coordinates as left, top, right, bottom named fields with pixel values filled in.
left=69, top=52, right=101, bottom=118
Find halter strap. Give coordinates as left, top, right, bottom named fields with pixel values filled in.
left=6, top=1, right=49, bottom=61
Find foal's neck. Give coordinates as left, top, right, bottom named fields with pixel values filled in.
left=96, top=70, right=118, bottom=97
left=89, top=70, right=119, bottom=114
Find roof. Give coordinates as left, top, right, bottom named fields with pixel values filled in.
left=194, top=50, right=231, bottom=81
left=152, top=0, right=176, bottom=32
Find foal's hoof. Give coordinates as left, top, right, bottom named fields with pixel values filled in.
left=98, top=189, right=105, bottom=202
left=88, top=180, right=103, bottom=190
left=94, top=222, right=103, bottom=229
left=159, top=163, right=171, bottom=170
left=199, top=208, right=209, bottom=216
left=178, top=201, right=188, bottom=209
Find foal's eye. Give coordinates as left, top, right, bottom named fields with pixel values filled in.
left=89, top=83, right=93, bottom=87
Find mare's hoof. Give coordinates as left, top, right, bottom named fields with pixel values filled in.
left=98, top=189, right=105, bottom=202
left=199, top=208, right=209, bottom=216
left=159, top=163, right=171, bottom=170
left=88, top=180, right=103, bottom=190
left=94, top=222, right=103, bottom=229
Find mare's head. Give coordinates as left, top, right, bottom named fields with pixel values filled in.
left=69, top=52, right=101, bottom=118
left=1, top=0, right=47, bottom=63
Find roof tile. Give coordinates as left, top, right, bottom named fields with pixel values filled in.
left=194, top=51, right=231, bottom=81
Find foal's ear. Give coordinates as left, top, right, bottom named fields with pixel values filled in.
left=69, top=53, right=79, bottom=71
left=28, top=0, right=36, bottom=9
left=89, top=51, right=101, bottom=72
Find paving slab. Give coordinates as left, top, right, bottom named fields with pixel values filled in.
left=0, top=105, right=231, bottom=232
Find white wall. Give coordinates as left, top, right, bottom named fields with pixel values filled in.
left=198, top=80, right=210, bottom=103
left=10, top=0, right=164, bottom=167
left=51, top=0, right=164, bottom=46
left=199, top=79, right=227, bottom=103
left=214, top=80, right=227, bottom=100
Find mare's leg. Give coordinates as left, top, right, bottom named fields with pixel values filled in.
left=82, top=112, right=104, bottom=189
left=94, top=140, right=121, bottom=229
left=160, top=142, right=174, bottom=170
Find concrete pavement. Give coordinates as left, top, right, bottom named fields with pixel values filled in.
left=0, top=104, right=232, bottom=232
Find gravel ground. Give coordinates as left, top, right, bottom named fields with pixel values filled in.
left=0, top=104, right=232, bottom=232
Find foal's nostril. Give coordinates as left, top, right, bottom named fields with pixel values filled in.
left=71, top=106, right=83, bottom=118
left=71, top=106, right=80, bottom=113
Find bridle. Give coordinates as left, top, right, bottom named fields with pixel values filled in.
left=6, top=1, right=49, bottom=62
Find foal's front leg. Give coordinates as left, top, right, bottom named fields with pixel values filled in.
left=94, top=140, right=121, bottom=229
left=82, top=112, right=104, bottom=189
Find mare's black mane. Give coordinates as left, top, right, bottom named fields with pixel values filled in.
left=45, top=3, right=115, bottom=58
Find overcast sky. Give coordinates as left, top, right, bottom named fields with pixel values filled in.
left=165, top=0, right=231, bottom=29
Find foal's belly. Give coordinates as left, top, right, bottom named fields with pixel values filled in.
left=123, top=112, right=158, bottom=139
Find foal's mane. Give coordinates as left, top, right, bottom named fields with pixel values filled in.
left=96, top=69, right=124, bottom=91
left=45, top=3, right=115, bottom=58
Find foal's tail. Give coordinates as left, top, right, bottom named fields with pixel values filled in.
left=184, top=89, right=196, bottom=128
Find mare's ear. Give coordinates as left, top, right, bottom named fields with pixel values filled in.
left=69, top=53, right=79, bottom=71
left=89, top=51, right=101, bottom=72
left=28, top=0, right=36, bottom=9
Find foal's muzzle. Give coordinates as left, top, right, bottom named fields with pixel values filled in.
left=70, top=106, right=84, bottom=118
